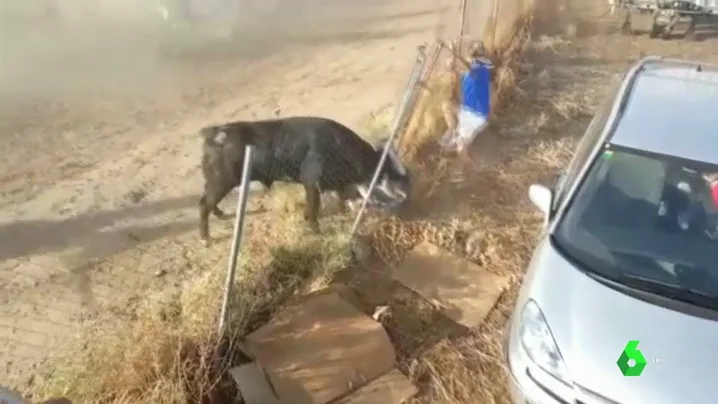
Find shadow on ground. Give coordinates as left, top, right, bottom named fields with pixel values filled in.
left=1, top=195, right=246, bottom=267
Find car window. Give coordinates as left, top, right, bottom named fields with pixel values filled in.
left=554, top=146, right=718, bottom=303
left=553, top=75, right=625, bottom=213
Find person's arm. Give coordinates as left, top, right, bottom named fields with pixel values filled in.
left=441, top=40, right=473, bottom=71
left=440, top=40, right=494, bottom=71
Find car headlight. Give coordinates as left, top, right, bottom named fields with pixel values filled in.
left=519, top=299, right=570, bottom=383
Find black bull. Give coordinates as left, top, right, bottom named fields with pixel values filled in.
left=198, top=116, right=411, bottom=243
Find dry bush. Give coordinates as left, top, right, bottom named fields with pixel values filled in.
left=373, top=10, right=535, bottom=255
left=395, top=11, right=537, bottom=162
left=32, top=191, right=353, bottom=404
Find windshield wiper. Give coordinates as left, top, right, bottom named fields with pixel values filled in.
left=619, top=273, right=718, bottom=310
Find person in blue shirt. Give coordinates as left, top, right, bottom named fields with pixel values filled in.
left=438, top=40, right=493, bottom=169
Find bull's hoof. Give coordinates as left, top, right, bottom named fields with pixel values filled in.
left=200, top=238, right=211, bottom=247
left=217, top=213, right=234, bottom=221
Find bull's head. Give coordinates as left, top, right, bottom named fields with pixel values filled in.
left=355, top=138, right=411, bottom=212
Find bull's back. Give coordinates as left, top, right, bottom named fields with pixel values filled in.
left=278, top=116, right=376, bottom=161
left=205, top=117, right=378, bottom=189
left=279, top=117, right=378, bottom=184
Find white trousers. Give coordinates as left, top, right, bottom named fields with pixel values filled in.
left=440, top=107, right=488, bottom=152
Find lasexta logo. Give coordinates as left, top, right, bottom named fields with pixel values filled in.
left=617, top=340, right=647, bottom=376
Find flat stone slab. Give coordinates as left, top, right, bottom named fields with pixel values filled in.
left=246, top=291, right=397, bottom=404
left=331, top=368, right=417, bottom=404
left=392, top=241, right=509, bottom=328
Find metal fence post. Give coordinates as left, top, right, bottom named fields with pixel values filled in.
left=459, top=0, right=468, bottom=50
left=348, top=47, right=428, bottom=239
left=390, top=45, right=429, bottom=141
left=491, top=0, right=501, bottom=49
left=218, top=145, right=254, bottom=335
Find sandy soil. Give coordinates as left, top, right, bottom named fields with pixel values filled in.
left=0, top=0, right=451, bottom=387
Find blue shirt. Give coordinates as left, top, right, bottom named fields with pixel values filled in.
left=460, top=59, right=492, bottom=117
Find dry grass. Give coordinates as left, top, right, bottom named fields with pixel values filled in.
left=32, top=189, right=354, bottom=404
left=29, top=3, right=576, bottom=404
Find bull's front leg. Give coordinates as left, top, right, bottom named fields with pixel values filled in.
left=198, top=180, right=234, bottom=246
left=199, top=194, right=212, bottom=244
left=303, top=183, right=321, bottom=233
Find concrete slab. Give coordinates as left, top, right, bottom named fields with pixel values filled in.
left=392, top=241, right=509, bottom=328
left=331, top=369, right=417, bottom=404
left=246, top=291, right=397, bottom=404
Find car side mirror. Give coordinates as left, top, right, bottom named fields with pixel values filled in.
left=529, top=184, right=553, bottom=218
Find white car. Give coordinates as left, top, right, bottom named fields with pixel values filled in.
left=504, top=56, right=718, bottom=404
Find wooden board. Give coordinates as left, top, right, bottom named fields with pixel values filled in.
left=392, top=241, right=509, bottom=328
left=246, top=291, right=397, bottom=404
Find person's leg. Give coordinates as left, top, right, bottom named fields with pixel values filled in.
left=440, top=100, right=459, bottom=150
left=455, top=108, right=488, bottom=169
left=456, top=144, right=475, bottom=170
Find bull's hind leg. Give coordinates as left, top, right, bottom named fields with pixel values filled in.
left=199, top=181, right=234, bottom=246
left=303, top=183, right=321, bottom=233
left=300, top=154, right=324, bottom=233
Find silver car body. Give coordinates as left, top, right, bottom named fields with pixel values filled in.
left=504, top=56, right=718, bottom=404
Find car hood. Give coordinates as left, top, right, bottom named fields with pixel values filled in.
left=528, top=238, right=718, bottom=404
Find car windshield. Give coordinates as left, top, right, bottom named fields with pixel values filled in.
left=554, top=145, right=718, bottom=304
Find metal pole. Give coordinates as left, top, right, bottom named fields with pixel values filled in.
left=458, top=0, right=468, bottom=50
left=393, top=45, right=432, bottom=153
left=349, top=49, right=427, bottom=239
left=389, top=45, right=428, bottom=138
left=397, top=42, right=441, bottom=152
left=218, top=145, right=254, bottom=335
left=491, top=0, right=500, bottom=49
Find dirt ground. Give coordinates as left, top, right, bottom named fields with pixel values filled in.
left=4, top=0, right=718, bottom=401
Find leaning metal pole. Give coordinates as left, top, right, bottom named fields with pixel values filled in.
left=390, top=44, right=429, bottom=144
left=218, top=145, right=254, bottom=335
left=401, top=42, right=441, bottom=148
left=349, top=46, right=428, bottom=239
left=458, top=0, right=468, bottom=50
